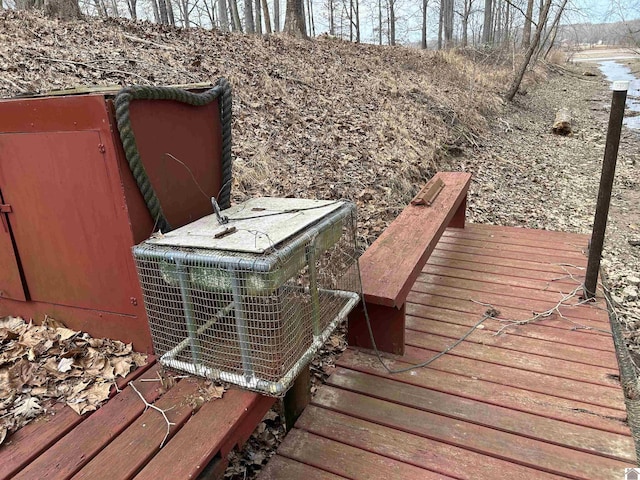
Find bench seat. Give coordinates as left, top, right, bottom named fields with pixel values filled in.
left=348, top=172, right=472, bottom=354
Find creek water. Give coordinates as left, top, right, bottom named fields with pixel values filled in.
left=598, top=60, right=640, bottom=129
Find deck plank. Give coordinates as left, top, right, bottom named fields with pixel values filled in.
left=441, top=226, right=588, bottom=252
left=13, top=364, right=163, bottom=480
left=257, top=455, right=348, bottom=480
left=337, top=349, right=629, bottom=434
left=405, top=329, right=620, bottom=387
left=407, top=303, right=614, bottom=350
left=326, top=368, right=635, bottom=462
left=407, top=290, right=612, bottom=334
left=134, top=389, right=269, bottom=480
left=72, top=377, right=202, bottom=480
left=312, top=386, right=634, bottom=479
left=278, top=429, right=454, bottom=479
left=406, top=316, right=619, bottom=369
left=297, top=405, right=565, bottom=479
left=408, top=286, right=609, bottom=325
left=0, top=358, right=155, bottom=480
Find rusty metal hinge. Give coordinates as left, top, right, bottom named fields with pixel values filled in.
left=0, top=203, right=12, bottom=233
left=411, top=178, right=446, bottom=206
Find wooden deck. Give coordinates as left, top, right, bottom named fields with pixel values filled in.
left=1, top=357, right=274, bottom=480
left=260, top=223, right=637, bottom=480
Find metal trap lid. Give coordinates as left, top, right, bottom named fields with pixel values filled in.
left=147, top=197, right=344, bottom=254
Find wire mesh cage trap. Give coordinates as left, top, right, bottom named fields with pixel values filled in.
left=133, top=198, right=360, bottom=396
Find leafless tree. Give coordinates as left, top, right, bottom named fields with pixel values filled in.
left=506, top=0, right=551, bottom=100
left=244, top=0, right=255, bottom=32
left=421, top=0, right=429, bottom=48
left=283, top=0, right=306, bottom=37
left=521, top=0, right=533, bottom=47
left=482, top=0, right=492, bottom=43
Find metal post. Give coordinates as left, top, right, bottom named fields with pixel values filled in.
left=584, top=80, right=629, bottom=299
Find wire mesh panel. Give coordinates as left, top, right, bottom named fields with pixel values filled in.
left=133, top=199, right=360, bottom=396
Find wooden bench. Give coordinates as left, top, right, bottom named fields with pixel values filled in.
left=347, top=172, right=472, bottom=355
left=0, top=357, right=275, bottom=480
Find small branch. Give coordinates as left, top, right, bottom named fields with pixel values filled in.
left=35, top=57, right=151, bottom=84
left=121, top=33, right=176, bottom=50
left=0, top=76, right=29, bottom=94
left=130, top=382, right=175, bottom=448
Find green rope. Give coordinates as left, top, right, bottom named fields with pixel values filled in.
left=114, top=79, right=233, bottom=233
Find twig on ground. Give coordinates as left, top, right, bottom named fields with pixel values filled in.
left=130, top=382, right=175, bottom=448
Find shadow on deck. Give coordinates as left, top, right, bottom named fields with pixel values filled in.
left=260, top=223, right=637, bottom=480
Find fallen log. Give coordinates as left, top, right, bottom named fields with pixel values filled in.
left=552, top=108, right=572, bottom=135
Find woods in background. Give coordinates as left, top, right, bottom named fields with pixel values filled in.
left=6, top=0, right=633, bottom=50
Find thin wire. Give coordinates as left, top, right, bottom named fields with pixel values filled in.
left=356, top=262, right=497, bottom=374
left=164, top=153, right=212, bottom=201
left=226, top=201, right=343, bottom=222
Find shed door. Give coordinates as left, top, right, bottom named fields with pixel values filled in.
left=0, top=188, right=27, bottom=301
left=0, top=131, right=138, bottom=314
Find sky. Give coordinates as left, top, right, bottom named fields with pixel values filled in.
left=569, top=0, right=639, bottom=24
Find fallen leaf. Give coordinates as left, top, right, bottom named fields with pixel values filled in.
left=57, top=358, right=74, bottom=373
left=12, top=396, right=42, bottom=419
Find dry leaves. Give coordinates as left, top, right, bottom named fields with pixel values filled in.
left=0, top=316, right=147, bottom=445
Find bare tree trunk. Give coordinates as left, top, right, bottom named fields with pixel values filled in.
left=181, top=0, right=190, bottom=27
left=261, top=0, right=272, bottom=33
left=482, top=0, right=492, bottom=43
left=166, top=0, right=175, bottom=25
left=421, top=0, right=428, bottom=48
left=93, top=0, right=108, bottom=16
left=522, top=0, right=533, bottom=48
left=218, top=0, right=229, bottom=30
left=505, top=0, right=551, bottom=101
left=461, top=0, right=470, bottom=47
left=158, top=0, right=168, bottom=23
left=283, top=0, right=306, bottom=37
left=274, top=0, right=280, bottom=31
left=389, top=0, right=395, bottom=45
left=378, top=0, right=382, bottom=44
left=328, top=0, right=334, bottom=35
left=349, top=0, right=353, bottom=40
left=539, top=0, right=568, bottom=61
left=149, top=0, right=159, bottom=21
left=255, top=0, right=262, bottom=33
left=229, top=0, right=242, bottom=30
left=44, top=0, right=81, bottom=19
left=437, top=0, right=443, bottom=49
left=443, top=0, right=453, bottom=48
left=244, top=0, right=255, bottom=32
left=354, top=0, right=358, bottom=41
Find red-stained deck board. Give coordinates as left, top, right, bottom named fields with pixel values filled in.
left=312, top=386, right=633, bottom=479
left=337, top=349, right=629, bottom=435
left=134, top=390, right=274, bottom=480
left=425, top=253, right=586, bottom=286
left=279, top=429, right=454, bottom=479
left=408, top=285, right=609, bottom=325
left=326, top=368, right=635, bottom=462
left=359, top=172, right=471, bottom=308
left=441, top=225, right=589, bottom=252
left=416, top=271, right=584, bottom=304
left=407, top=303, right=614, bottom=350
left=407, top=289, right=612, bottom=334
left=297, top=405, right=563, bottom=480
left=422, top=262, right=578, bottom=290
left=437, top=236, right=588, bottom=263
left=406, top=329, right=620, bottom=387
left=434, top=241, right=588, bottom=267
left=13, top=364, right=164, bottom=480
left=258, top=455, right=348, bottom=480
left=72, top=377, right=203, bottom=480
left=0, top=357, right=156, bottom=480
left=406, top=316, right=619, bottom=369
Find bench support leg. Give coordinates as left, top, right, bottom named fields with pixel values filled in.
left=347, top=302, right=405, bottom=355
left=449, top=194, right=467, bottom=228
left=283, top=366, right=311, bottom=431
